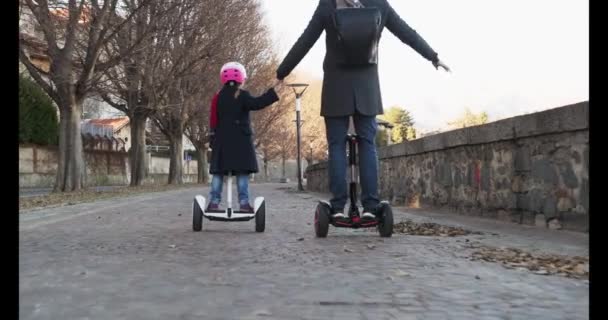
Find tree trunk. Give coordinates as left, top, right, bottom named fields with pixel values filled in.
left=281, top=155, right=286, bottom=180
left=168, top=132, right=184, bottom=184
left=128, top=114, right=147, bottom=186
left=196, top=146, right=208, bottom=184
left=263, top=158, right=269, bottom=182
left=54, top=99, right=86, bottom=192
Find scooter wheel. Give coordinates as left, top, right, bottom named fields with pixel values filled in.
left=314, top=202, right=330, bottom=238
left=193, top=199, right=203, bottom=232
left=255, top=200, right=265, bottom=233
left=377, top=202, right=393, bottom=238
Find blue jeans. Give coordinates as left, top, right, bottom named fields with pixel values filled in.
left=209, top=174, right=250, bottom=206
left=325, top=114, right=380, bottom=211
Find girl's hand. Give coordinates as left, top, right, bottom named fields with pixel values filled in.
left=273, top=79, right=284, bottom=92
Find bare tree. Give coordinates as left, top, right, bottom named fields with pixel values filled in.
left=154, top=0, right=273, bottom=184
left=96, top=0, right=183, bottom=186
left=149, top=0, right=226, bottom=184
left=298, top=77, right=327, bottom=165
left=249, top=72, right=294, bottom=181
left=19, top=0, right=156, bottom=191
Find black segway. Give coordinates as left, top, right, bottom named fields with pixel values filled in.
left=314, top=134, right=393, bottom=238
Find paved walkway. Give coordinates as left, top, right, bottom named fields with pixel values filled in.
left=19, top=183, right=588, bottom=320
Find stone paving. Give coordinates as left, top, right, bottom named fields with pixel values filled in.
left=19, top=183, right=589, bottom=320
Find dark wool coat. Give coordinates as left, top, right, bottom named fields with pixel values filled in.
left=209, top=86, right=279, bottom=175
left=276, top=0, right=439, bottom=117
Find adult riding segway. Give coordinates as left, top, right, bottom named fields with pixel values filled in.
left=314, top=134, right=393, bottom=238
left=193, top=172, right=265, bottom=232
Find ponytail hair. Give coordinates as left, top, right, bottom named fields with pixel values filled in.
left=224, top=80, right=242, bottom=98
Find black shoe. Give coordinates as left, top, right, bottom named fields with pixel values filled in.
left=239, top=203, right=254, bottom=213
left=207, top=203, right=220, bottom=211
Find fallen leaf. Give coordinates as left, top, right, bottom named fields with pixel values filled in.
left=470, top=245, right=589, bottom=279
left=574, top=263, right=589, bottom=275
left=254, top=310, right=272, bottom=316
left=395, top=270, right=410, bottom=277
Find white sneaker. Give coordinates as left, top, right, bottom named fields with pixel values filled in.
left=331, top=209, right=347, bottom=219
left=332, top=213, right=347, bottom=219
left=361, top=212, right=376, bottom=219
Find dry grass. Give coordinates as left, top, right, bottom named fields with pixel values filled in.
left=19, top=184, right=203, bottom=211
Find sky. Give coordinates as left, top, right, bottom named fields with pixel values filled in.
left=259, top=0, right=589, bottom=132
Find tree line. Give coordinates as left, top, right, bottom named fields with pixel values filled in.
left=18, top=0, right=490, bottom=192
left=19, top=0, right=301, bottom=191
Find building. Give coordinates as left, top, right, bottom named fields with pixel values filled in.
left=81, top=117, right=130, bottom=152
left=146, top=119, right=196, bottom=155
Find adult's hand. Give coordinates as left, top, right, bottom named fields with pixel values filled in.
left=433, top=59, right=451, bottom=73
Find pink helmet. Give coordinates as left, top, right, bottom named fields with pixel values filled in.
left=220, top=62, right=247, bottom=85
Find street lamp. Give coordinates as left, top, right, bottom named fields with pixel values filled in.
left=288, top=83, right=309, bottom=191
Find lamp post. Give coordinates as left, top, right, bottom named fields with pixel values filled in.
left=288, top=83, right=309, bottom=191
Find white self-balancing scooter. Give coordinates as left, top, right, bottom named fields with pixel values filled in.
left=192, top=173, right=265, bottom=232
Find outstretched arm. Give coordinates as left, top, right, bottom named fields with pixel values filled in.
left=276, top=1, right=326, bottom=80
left=243, top=89, right=280, bottom=111
left=385, top=2, right=439, bottom=64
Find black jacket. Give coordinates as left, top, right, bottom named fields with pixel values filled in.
left=277, top=0, right=439, bottom=117
left=209, top=86, right=279, bottom=175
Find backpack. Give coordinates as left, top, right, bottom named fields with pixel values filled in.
left=332, top=0, right=382, bottom=66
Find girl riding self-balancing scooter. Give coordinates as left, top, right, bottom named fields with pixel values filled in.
left=192, top=61, right=280, bottom=233
left=314, top=133, right=394, bottom=238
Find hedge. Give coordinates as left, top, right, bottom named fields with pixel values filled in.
left=19, top=75, right=59, bottom=145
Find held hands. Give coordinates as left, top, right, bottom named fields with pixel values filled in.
left=433, top=59, right=451, bottom=73
left=273, top=79, right=285, bottom=92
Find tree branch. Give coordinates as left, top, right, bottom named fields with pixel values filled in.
left=24, top=0, right=59, bottom=56
left=18, top=45, right=60, bottom=104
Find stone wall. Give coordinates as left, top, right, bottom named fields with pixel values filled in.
left=19, top=146, right=204, bottom=187
left=19, top=145, right=129, bottom=187
left=19, top=145, right=311, bottom=188
left=145, top=155, right=198, bottom=184
left=306, top=102, right=589, bottom=232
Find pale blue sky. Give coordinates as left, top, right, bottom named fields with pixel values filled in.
left=259, top=0, right=588, bottom=132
